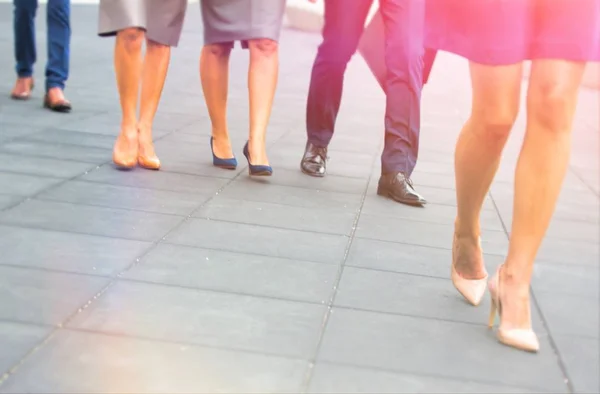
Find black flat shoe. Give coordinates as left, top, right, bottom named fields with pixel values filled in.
left=43, top=94, right=72, bottom=113
left=300, top=142, right=327, bottom=177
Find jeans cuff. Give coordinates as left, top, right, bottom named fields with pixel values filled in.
left=46, top=81, right=65, bottom=91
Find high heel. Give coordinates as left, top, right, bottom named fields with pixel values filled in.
left=243, top=141, right=272, bottom=176
left=138, top=153, right=160, bottom=170
left=113, top=133, right=138, bottom=170
left=138, top=132, right=160, bottom=170
left=210, top=137, right=237, bottom=170
left=488, top=266, right=540, bottom=353
left=451, top=235, right=488, bottom=306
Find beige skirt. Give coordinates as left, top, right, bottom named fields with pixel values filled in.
left=98, top=0, right=188, bottom=47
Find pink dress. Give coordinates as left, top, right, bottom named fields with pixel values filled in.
left=425, top=0, right=600, bottom=65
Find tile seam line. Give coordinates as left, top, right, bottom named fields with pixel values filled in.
left=488, top=191, right=574, bottom=393
left=0, top=122, right=296, bottom=387
left=299, top=144, right=380, bottom=392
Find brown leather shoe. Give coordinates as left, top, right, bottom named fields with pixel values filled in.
left=377, top=172, right=427, bottom=207
left=10, top=77, right=34, bottom=100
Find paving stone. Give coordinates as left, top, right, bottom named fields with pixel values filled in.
left=0, top=153, right=95, bottom=178
left=361, top=195, right=504, bottom=230
left=0, top=266, right=109, bottom=325
left=0, top=124, right=44, bottom=144
left=0, top=140, right=111, bottom=164
left=67, top=280, right=326, bottom=358
left=307, top=363, right=544, bottom=393
left=355, top=214, right=509, bottom=256
left=534, top=291, right=599, bottom=339
left=0, top=195, right=22, bottom=210
left=0, top=199, right=182, bottom=242
left=0, top=172, right=63, bottom=196
left=151, top=141, right=242, bottom=179
left=194, top=197, right=356, bottom=235
left=250, top=168, right=369, bottom=195
left=346, top=237, right=506, bottom=278
left=124, top=243, right=337, bottom=303
left=553, top=335, right=600, bottom=394
left=22, top=129, right=117, bottom=150
left=166, top=218, right=348, bottom=264
left=0, top=321, right=51, bottom=375
left=533, top=262, right=599, bottom=299
left=319, top=308, right=567, bottom=392
left=0, top=330, right=306, bottom=394
left=0, top=225, right=151, bottom=276
left=81, top=164, right=228, bottom=195
left=219, top=181, right=363, bottom=211
left=38, top=180, right=204, bottom=216
left=536, top=237, right=600, bottom=266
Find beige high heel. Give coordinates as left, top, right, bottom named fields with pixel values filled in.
left=488, top=266, right=540, bottom=353
left=451, top=235, right=488, bottom=306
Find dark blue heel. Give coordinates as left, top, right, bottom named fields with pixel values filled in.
left=210, top=137, right=237, bottom=170
left=243, top=142, right=272, bottom=176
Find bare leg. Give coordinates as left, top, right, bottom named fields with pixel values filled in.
left=247, top=38, right=279, bottom=165
left=501, top=60, right=586, bottom=330
left=113, top=28, right=144, bottom=167
left=138, top=38, right=171, bottom=161
left=200, top=43, right=234, bottom=159
left=454, top=63, right=523, bottom=279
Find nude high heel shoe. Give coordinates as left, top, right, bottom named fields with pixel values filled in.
left=451, top=235, right=488, bottom=306
left=137, top=130, right=160, bottom=170
left=113, top=133, right=138, bottom=169
left=488, top=266, right=540, bottom=353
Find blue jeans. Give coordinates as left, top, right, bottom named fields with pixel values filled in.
left=13, top=0, right=71, bottom=91
left=306, top=0, right=425, bottom=176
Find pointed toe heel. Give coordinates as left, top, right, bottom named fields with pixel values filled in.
left=243, top=142, right=272, bottom=176
left=210, top=137, right=237, bottom=169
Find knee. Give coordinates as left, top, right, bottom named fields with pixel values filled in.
left=528, top=82, right=574, bottom=133
left=248, top=38, right=279, bottom=57
left=118, top=28, right=144, bottom=51
left=204, top=43, right=232, bottom=58
left=471, top=105, right=519, bottom=143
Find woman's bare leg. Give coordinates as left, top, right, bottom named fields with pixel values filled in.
left=501, top=60, right=586, bottom=330
left=247, top=38, right=279, bottom=165
left=200, top=43, right=234, bottom=158
left=454, top=63, right=523, bottom=278
left=138, top=38, right=171, bottom=160
left=113, top=28, right=144, bottom=167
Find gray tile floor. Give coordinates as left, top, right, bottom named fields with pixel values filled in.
left=0, top=4, right=598, bottom=393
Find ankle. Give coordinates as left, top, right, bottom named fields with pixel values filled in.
left=454, top=218, right=480, bottom=240
left=500, top=267, right=530, bottom=296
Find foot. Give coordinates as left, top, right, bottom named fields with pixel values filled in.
left=113, top=126, right=138, bottom=169
left=138, top=127, right=160, bottom=170
left=211, top=133, right=234, bottom=159
left=498, top=268, right=534, bottom=332
left=452, top=233, right=487, bottom=280
left=247, top=139, right=269, bottom=166
left=44, top=87, right=71, bottom=113
left=10, top=77, right=34, bottom=100
left=300, top=142, right=327, bottom=177
left=377, top=172, right=426, bottom=206
left=488, top=266, right=539, bottom=352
